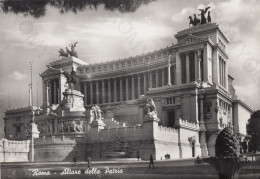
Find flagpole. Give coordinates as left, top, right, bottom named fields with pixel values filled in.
left=29, top=61, right=33, bottom=106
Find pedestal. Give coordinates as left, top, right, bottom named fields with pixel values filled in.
left=62, top=88, right=85, bottom=112
left=29, top=123, right=40, bottom=162
left=90, top=120, right=105, bottom=142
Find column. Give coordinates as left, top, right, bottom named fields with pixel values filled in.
left=132, top=76, right=135, bottom=99
left=46, top=81, right=50, bottom=114
left=126, top=77, right=129, bottom=101
left=84, top=82, right=87, bottom=105
left=58, top=86, right=60, bottom=103
left=102, top=80, right=105, bottom=104
left=49, top=80, right=52, bottom=105
left=167, top=62, right=172, bottom=86
left=149, top=72, right=152, bottom=88
left=162, top=68, right=165, bottom=86
left=197, top=50, right=201, bottom=82
left=54, top=118, right=58, bottom=134
left=108, top=79, right=111, bottom=103
left=199, top=95, right=205, bottom=126
left=53, top=80, right=57, bottom=104
left=96, top=81, right=99, bottom=104
left=186, top=53, right=190, bottom=83
left=222, top=60, right=225, bottom=87
left=120, top=78, right=123, bottom=102
left=203, top=46, right=209, bottom=82
left=138, top=74, right=141, bottom=96
left=144, top=73, right=147, bottom=94
left=176, top=51, right=181, bottom=84
left=225, top=61, right=228, bottom=89
left=199, top=95, right=208, bottom=156
left=90, top=82, right=93, bottom=105
left=155, top=70, right=159, bottom=87
left=194, top=51, right=198, bottom=82
left=219, top=58, right=222, bottom=86
left=114, top=78, right=117, bottom=102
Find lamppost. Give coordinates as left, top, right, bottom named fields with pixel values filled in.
left=28, top=110, right=40, bottom=162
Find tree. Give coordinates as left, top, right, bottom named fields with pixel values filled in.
left=204, top=127, right=255, bottom=179
left=246, top=110, right=260, bottom=153
left=1, top=0, right=155, bottom=18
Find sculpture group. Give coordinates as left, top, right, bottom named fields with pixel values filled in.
left=189, top=7, right=211, bottom=27
left=63, top=67, right=79, bottom=86
left=59, top=42, right=78, bottom=58
left=144, top=98, right=158, bottom=119
left=90, top=105, right=102, bottom=122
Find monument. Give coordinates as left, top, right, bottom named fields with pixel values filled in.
left=3, top=12, right=254, bottom=162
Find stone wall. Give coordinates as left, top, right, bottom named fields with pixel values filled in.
left=177, top=118, right=201, bottom=158
left=0, top=139, right=30, bottom=162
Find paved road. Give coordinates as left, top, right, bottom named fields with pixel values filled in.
left=1, top=158, right=260, bottom=179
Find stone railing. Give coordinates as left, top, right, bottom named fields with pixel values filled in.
left=176, top=118, right=199, bottom=130
left=78, top=46, right=175, bottom=74
left=0, top=138, right=30, bottom=162
left=158, top=126, right=178, bottom=133
left=100, top=125, right=144, bottom=143
left=154, top=125, right=178, bottom=143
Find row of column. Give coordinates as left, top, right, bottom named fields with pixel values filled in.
left=83, top=67, right=173, bottom=105
left=219, top=56, right=227, bottom=88
left=175, top=50, right=203, bottom=85
left=45, top=79, right=60, bottom=106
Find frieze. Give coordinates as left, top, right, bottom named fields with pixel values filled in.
left=174, top=33, right=208, bottom=48
left=78, top=59, right=171, bottom=80
left=40, top=66, right=62, bottom=77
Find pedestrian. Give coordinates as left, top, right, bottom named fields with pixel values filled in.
left=87, top=157, right=91, bottom=168
left=148, top=154, right=154, bottom=169
left=73, top=155, right=78, bottom=166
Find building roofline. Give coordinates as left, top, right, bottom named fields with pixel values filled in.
left=233, top=99, right=254, bottom=113
left=78, top=45, right=175, bottom=68
left=5, top=106, right=39, bottom=114
left=175, top=23, right=230, bottom=43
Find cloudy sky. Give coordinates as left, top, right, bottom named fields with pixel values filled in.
left=0, top=0, right=259, bottom=136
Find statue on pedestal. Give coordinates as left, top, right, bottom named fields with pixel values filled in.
left=144, top=98, right=158, bottom=119
left=59, top=42, right=78, bottom=58
left=188, top=6, right=211, bottom=27
left=90, top=105, right=102, bottom=121
left=63, top=67, right=79, bottom=87
left=198, top=7, right=210, bottom=24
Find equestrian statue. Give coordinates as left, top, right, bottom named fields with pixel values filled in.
left=188, top=6, right=211, bottom=27
left=59, top=42, right=78, bottom=58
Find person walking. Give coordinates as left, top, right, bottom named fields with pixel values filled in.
left=137, top=151, right=140, bottom=161
left=73, top=155, right=78, bottom=166
left=87, top=157, right=91, bottom=168
left=148, top=154, right=154, bottom=169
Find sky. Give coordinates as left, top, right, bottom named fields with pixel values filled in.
left=0, top=0, right=260, bottom=137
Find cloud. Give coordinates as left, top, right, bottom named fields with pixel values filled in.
left=8, top=71, right=27, bottom=80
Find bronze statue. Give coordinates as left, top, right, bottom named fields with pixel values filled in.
left=188, top=7, right=211, bottom=27
left=198, top=6, right=210, bottom=24
left=207, top=11, right=211, bottom=23
left=59, top=48, right=69, bottom=57
left=59, top=42, right=78, bottom=58
left=189, top=14, right=200, bottom=27
left=63, top=67, right=79, bottom=86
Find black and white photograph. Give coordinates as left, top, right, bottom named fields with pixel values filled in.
left=0, top=0, right=259, bottom=178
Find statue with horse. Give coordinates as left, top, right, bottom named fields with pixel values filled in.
left=59, top=42, right=78, bottom=58
left=63, top=67, right=80, bottom=88
left=189, top=6, right=211, bottom=27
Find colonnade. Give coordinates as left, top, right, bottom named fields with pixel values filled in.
left=44, top=79, right=60, bottom=106
left=82, top=67, right=175, bottom=105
